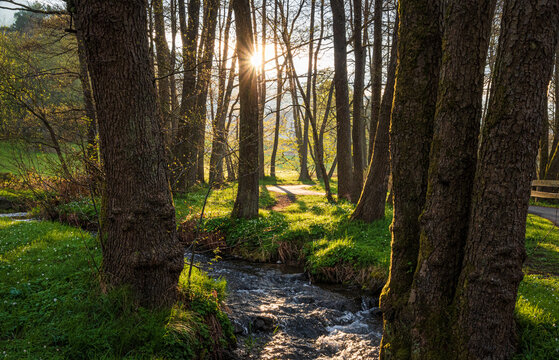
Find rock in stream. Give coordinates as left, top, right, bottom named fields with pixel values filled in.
left=196, top=255, right=382, bottom=359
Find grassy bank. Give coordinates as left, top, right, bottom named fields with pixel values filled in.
left=0, top=217, right=234, bottom=359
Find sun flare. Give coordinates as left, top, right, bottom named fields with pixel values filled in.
left=250, top=53, right=262, bottom=67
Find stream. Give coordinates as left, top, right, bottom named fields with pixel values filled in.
left=196, top=254, right=383, bottom=359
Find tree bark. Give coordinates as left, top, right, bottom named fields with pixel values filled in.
left=75, top=0, right=183, bottom=308
left=232, top=0, right=260, bottom=219
left=351, top=0, right=366, bottom=203
left=330, top=0, right=353, bottom=201
left=351, top=16, right=397, bottom=223
left=406, top=0, right=496, bottom=357
left=378, top=0, right=442, bottom=358
left=454, top=1, right=558, bottom=358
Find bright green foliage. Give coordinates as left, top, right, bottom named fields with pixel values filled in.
left=0, top=217, right=233, bottom=359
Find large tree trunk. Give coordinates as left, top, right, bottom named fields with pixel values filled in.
left=351, top=0, right=366, bottom=202
left=174, top=0, right=200, bottom=191
left=351, top=17, right=397, bottom=222
left=454, top=1, right=558, bottom=358
left=232, top=0, right=260, bottom=219
left=75, top=0, right=184, bottom=308
left=368, top=0, right=382, bottom=160
left=330, top=0, right=353, bottom=201
left=406, top=0, right=496, bottom=357
left=378, top=0, right=442, bottom=357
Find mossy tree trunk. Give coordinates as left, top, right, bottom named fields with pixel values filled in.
left=330, top=0, right=353, bottom=201
left=407, top=0, right=497, bottom=358
left=454, top=1, right=558, bottom=358
left=232, top=0, right=260, bottom=219
left=75, top=0, right=184, bottom=308
left=351, top=16, right=397, bottom=223
left=379, top=0, right=442, bottom=358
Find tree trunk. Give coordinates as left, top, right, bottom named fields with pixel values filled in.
left=368, top=0, right=382, bottom=160
left=378, top=0, right=442, bottom=357
left=270, top=0, right=283, bottom=179
left=194, top=0, right=219, bottom=184
left=232, top=0, right=260, bottom=219
left=76, top=32, right=97, bottom=165
left=153, top=0, right=172, bottom=137
left=209, top=4, right=235, bottom=185
left=330, top=0, right=353, bottom=201
left=351, top=0, right=365, bottom=203
left=454, top=1, right=558, bottom=358
left=539, top=97, right=549, bottom=179
left=351, top=16, right=397, bottom=222
left=174, top=0, right=200, bottom=191
left=258, top=0, right=267, bottom=179
left=75, top=0, right=183, bottom=308
left=406, top=0, right=496, bottom=357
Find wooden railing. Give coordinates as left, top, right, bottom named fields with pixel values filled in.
left=531, top=180, right=559, bottom=199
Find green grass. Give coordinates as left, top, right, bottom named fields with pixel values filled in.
left=0, top=141, right=62, bottom=176
left=0, top=217, right=233, bottom=359
left=514, top=215, right=559, bottom=359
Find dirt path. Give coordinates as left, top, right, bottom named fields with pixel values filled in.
left=266, top=184, right=326, bottom=196
left=266, top=185, right=326, bottom=211
left=528, top=206, right=559, bottom=226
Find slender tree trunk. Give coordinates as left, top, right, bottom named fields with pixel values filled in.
left=170, top=0, right=178, bottom=141
left=539, top=97, right=549, bottom=179
left=195, top=0, right=219, bottom=183
left=313, top=0, right=326, bottom=180
left=378, top=0, right=442, bottom=357
left=351, top=17, right=397, bottom=222
left=209, top=5, right=235, bottom=185
left=153, top=0, right=172, bottom=138
left=174, top=0, right=200, bottom=191
left=330, top=0, right=353, bottom=201
left=351, top=0, right=365, bottom=202
left=258, top=0, right=267, bottom=179
left=232, top=0, right=260, bottom=219
left=454, top=2, right=558, bottom=358
left=75, top=0, right=183, bottom=308
left=270, top=0, right=283, bottom=179
left=405, top=0, right=497, bottom=358
left=368, top=0, right=382, bottom=159
left=76, top=32, right=97, bottom=161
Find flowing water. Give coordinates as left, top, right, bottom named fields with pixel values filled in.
left=196, top=255, right=383, bottom=359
